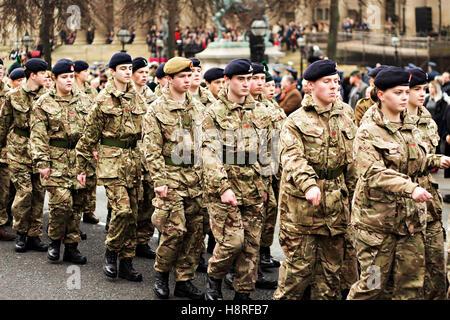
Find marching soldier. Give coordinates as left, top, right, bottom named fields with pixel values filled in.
left=76, top=52, right=146, bottom=282
left=188, top=58, right=216, bottom=107
left=142, top=57, right=205, bottom=300
left=204, top=67, right=225, bottom=100
left=406, top=67, right=447, bottom=299
left=9, top=68, right=25, bottom=89
left=73, top=60, right=100, bottom=225
left=31, top=59, right=90, bottom=264
left=273, top=59, right=357, bottom=300
left=131, top=57, right=156, bottom=259
left=347, top=66, right=450, bottom=299
left=0, top=58, right=49, bottom=253
left=202, top=58, right=272, bottom=300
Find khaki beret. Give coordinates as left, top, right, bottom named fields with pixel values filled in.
left=163, top=57, right=193, bottom=75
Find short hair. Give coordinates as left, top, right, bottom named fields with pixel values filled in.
left=282, top=75, right=296, bottom=84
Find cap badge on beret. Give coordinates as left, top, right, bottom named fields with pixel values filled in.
left=408, top=73, right=412, bottom=82
left=248, top=66, right=253, bottom=73
left=70, top=65, right=74, bottom=72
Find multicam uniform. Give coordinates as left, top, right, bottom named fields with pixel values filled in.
left=76, top=80, right=146, bottom=259
left=142, top=90, right=205, bottom=281
left=348, top=106, right=441, bottom=300
left=0, top=81, right=11, bottom=228
left=354, top=97, right=375, bottom=127
left=274, top=95, right=357, bottom=300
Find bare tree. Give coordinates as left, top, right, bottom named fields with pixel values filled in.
left=327, top=0, right=339, bottom=61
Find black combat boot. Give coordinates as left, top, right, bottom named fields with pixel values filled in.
left=83, top=212, right=99, bottom=224
left=174, top=280, right=203, bottom=300
left=234, top=292, right=252, bottom=300
left=255, top=266, right=278, bottom=289
left=103, top=249, right=118, bottom=278
left=135, top=243, right=156, bottom=259
left=259, top=246, right=280, bottom=269
left=47, top=239, right=61, bottom=261
left=15, top=232, right=27, bottom=252
left=0, top=226, right=15, bottom=241
left=26, top=236, right=48, bottom=252
left=118, top=258, right=142, bottom=282
left=204, top=274, right=223, bottom=300
left=63, top=243, right=87, bottom=265
left=196, top=253, right=208, bottom=273
left=80, top=231, right=87, bottom=241
left=154, top=271, right=170, bottom=299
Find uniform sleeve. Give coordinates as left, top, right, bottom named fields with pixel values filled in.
left=141, top=109, right=168, bottom=188
left=201, top=113, right=231, bottom=196
left=354, top=127, right=418, bottom=196
left=354, top=99, right=366, bottom=127
left=280, top=117, right=317, bottom=193
left=30, top=102, right=50, bottom=169
left=0, top=96, right=13, bottom=148
left=75, top=102, right=104, bottom=175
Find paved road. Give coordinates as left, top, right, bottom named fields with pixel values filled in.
left=1, top=170, right=449, bottom=300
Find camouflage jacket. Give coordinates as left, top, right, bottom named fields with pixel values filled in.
left=278, top=95, right=357, bottom=236
left=82, top=82, right=98, bottom=101
left=352, top=106, right=441, bottom=235
left=197, top=86, right=216, bottom=110
left=140, top=85, right=156, bottom=106
left=410, top=105, right=443, bottom=222
left=142, top=90, right=205, bottom=198
left=355, top=97, right=375, bottom=127
left=31, top=89, right=92, bottom=188
left=201, top=90, right=273, bottom=206
left=0, top=83, right=47, bottom=168
left=75, top=79, right=147, bottom=188
left=0, top=81, right=10, bottom=164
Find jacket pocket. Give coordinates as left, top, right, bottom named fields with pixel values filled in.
left=97, top=145, right=121, bottom=179
left=297, top=122, right=323, bottom=164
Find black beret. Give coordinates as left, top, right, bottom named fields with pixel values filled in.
left=73, top=60, right=89, bottom=73
left=368, top=65, right=389, bottom=78
left=265, top=71, right=274, bottom=83
left=303, top=59, right=337, bottom=81
left=374, top=66, right=410, bottom=91
left=190, top=58, right=201, bottom=68
left=407, top=67, right=428, bottom=87
left=0, top=59, right=3, bottom=65
left=132, top=57, right=148, bottom=73
left=9, top=68, right=25, bottom=80
left=24, top=58, right=48, bottom=73
left=108, top=52, right=132, bottom=70
left=204, top=67, right=224, bottom=83
left=155, top=63, right=166, bottom=79
left=224, top=58, right=253, bottom=78
left=251, top=62, right=265, bottom=75
left=52, top=59, right=75, bottom=77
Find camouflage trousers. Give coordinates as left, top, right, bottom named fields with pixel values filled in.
left=81, top=175, right=96, bottom=215
left=47, top=186, right=84, bottom=244
left=347, top=228, right=425, bottom=300
left=9, top=162, right=45, bottom=237
left=340, top=226, right=359, bottom=291
left=137, top=177, right=155, bottom=245
left=273, top=232, right=344, bottom=300
left=152, top=192, right=204, bottom=282
left=0, top=163, right=10, bottom=226
left=260, top=184, right=277, bottom=248
left=105, top=185, right=138, bottom=260
left=207, top=200, right=264, bottom=293
left=423, top=220, right=447, bottom=300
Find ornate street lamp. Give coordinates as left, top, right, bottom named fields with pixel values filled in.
left=117, top=27, right=131, bottom=52
left=391, top=36, right=400, bottom=65
left=22, top=31, right=34, bottom=53
left=250, top=20, right=267, bottom=63
left=297, top=37, right=306, bottom=77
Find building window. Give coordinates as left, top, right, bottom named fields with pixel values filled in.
left=317, top=8, right=323, bottom=20
left=325, top=8, right=329, bottom=20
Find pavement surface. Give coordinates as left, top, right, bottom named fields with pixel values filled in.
left=1, top=170, right=449, bottom=300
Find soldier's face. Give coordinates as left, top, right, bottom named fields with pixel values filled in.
left=227, top=74, right=252, bottom=97
left=112, top=64, right=132, bottom=84
left=191, top=67, right=202, bottom=87
left=408, top=84, right=427, bottom=108
left=158, top=76, right=168, bottom=88
left=207, top=78, right=225, bottom=98
left=168, top=71, right=192, bottom=93
left=132, top=66, right=149, bottom=87
left=310, top=74, right=340, bottom=105
left=250, top=74, right=266, bottom=96
left=263, top=81, right=276, bottom=99
left=55, top=72, right=75, bottom=95
left=76, top=69, right=89, bottom=83
left=11, top=78, right=24, bottom=89
left=32, top=71, right=48, bottom=87
left=44, top=76, right=53, bottom=89
left=378, top=85, right=410, bottom=114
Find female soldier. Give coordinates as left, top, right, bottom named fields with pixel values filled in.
left=348, top=66, right=450, bottom=300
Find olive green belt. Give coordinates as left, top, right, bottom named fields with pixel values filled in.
left=13, top=127, right=30, bottom=138
left=100, top=137, right=137, bottom=149
left=163, top=155, right=194, bottom=168
left=49, top=139, right=78, bottom=149
left=313, top=166, right=345, bottom=180
left=223, top=151, right=258, bottom=166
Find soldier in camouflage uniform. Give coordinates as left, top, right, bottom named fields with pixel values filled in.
left=31, top=59, right=90, bottom=264
left=142, top=57, right=205, bottom=300
left=406, top=67, right=447, bottom=300
left=347, top=66, right=450, bottom=300
left=202, top=58, right=272, bottom=300
left=273, top=59, right=357, bottom=300
left=0, top=58, right=49, bottom=252
left=74, top=60, right=99, bottom=225
left=76, top=52, right=146, bottom=282
left=131, top=57, right=156, bottom=259
left=0, top=60, right=15, bottom=241
left=204, top=67, right=225, bottom=100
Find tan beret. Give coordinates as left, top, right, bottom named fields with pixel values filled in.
left=163, top=57, right=193, bottom=75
